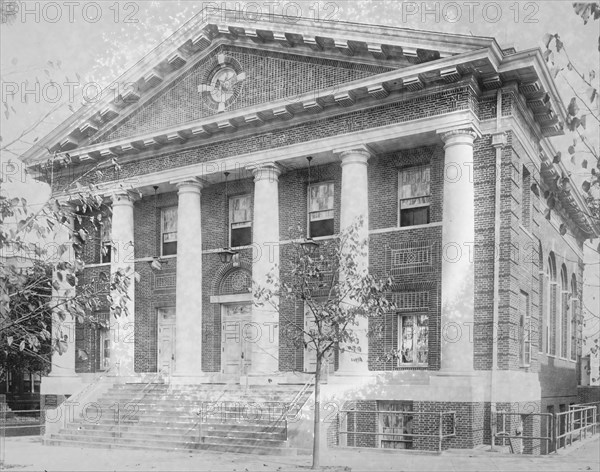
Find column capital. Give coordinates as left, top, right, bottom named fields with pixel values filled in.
left=110, top=190, right=140, bottom=207
left=247, top=162, right=282, bottom=182
left=334, top=145, right=372, bottom=165
left=171, top=177, right=206, bottom=194
left=438, top=127, right=480, bottom=148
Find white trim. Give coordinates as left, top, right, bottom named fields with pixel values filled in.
left=210, top=293, right=252, bottom=304
left=369, top=222, right=442, bottom=236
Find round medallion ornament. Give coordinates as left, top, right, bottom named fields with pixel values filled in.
left=198, top=54, right=245, bottom=113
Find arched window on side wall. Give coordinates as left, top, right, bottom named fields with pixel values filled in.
left=560, top=265, right=569, bottom=358
left=570, top=274, right=579, bottom=361
left=538, top=241, right=544, bottom=353
left=547, top=253, right=557, bottom=356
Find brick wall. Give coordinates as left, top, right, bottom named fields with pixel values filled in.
left=578, top=386, right=600, bottom=404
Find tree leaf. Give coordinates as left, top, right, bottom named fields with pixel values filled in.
left=7, top=336, right=13, bottom=346
left=555, top=35, right=564, bottom=52
left=582, top=181, right=591, bottom=193
left=568, top=97, right=579, bottom=116
left=542, top=33, right=555, bottom=49
left=586, top=87, right=597, bottom=104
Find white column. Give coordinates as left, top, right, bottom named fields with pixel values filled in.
left=249, top=163, right=281, bottom=378
left=48, top=212, right=79, bottom=387
left=173, top=179, right=204, bottom=377
left=439, top=128, right=478, bottom=371
left=109, top=191, right=136, bottom=376
left=336, top=146, right=371, bottom=374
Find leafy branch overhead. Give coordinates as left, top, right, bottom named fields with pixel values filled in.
left=541, top=4, right=600, bottom=214
left=1, top=153, right=136, bottom=383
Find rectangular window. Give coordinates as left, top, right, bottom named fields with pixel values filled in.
left=398, top=314, right=428, bottom=366
left=161, top=206, right=178, bottom=256
left=100, top=219, right=112, bottom=264
left=398, top=166, right=431, bottom=227
left=378, top=401, right=413, bottom=449
left=96, top=312, right=110, bottom=371
left=98, top=329, right=110, bottom=371
left=519, top=290, right=531, bottom=366
left=522, top=166, right=531, bottom=229
left=229, top=195, right=252, bottom=247
left=308, top=182, right=334, bottom=238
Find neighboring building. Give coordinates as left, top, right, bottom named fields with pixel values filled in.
left=22, top=10, right=599, bottom=453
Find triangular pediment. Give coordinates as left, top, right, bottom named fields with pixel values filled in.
left=22, top=8, right=570, bottom=170
left=92, top=45, right=395, bottom=145
left=23, top=10, right=499, bottom=164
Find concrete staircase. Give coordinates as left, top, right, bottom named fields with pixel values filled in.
left=45, top=381, right=313, bottom=455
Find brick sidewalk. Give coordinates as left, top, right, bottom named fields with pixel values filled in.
left=1, top=436, right=598, bottom=471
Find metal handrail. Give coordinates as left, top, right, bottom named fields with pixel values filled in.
left=64, top=365, right=112, bottom=408
left=100, top=368, right=167, bottom=441
left=554, top=405, right=597, bottom=451
left=269, top=375, right=314, bottom=439
left=183, top=387, right=230, bottom=442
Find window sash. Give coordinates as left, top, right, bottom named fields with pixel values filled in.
left=519, top=291, right=531, bottom=366
left=308, top=182, right=334, bottom=214
left=398, top=314, right=428, bottom=366
left=230, top=195, right=252, bottom=225
left=162, top=207, right=178, bottom=242
left=398, top=166, right=431, bottom=209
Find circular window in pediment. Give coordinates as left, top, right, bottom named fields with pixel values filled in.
left=198, top=55, right=245, bottom=113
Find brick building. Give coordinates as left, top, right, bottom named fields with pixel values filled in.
left=24, top=11, right=598, bottom=453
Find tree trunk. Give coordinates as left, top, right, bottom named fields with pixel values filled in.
left=311, top=354, right=322, bottom=469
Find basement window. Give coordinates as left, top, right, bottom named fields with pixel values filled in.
left=378, top=401, right=414, bottom=449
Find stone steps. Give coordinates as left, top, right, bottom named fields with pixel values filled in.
left=46, top=435, right=299, bottom=455
left=48, top=381, right=312, bottom=456
left=64, top=422, right=286, bottom=440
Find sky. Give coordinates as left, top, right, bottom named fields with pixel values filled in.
left=1, top=0, right=599, bottom=348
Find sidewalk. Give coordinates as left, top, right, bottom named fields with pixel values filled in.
left=1, top=436, right=599, bottom=471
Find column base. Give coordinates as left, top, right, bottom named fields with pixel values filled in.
left=328, top=369, right=374, bottom=384
left=170, top=372, right=210, bottom=385
left=243, top=373, right=284, bottom=385
left=41, top=375, right=83, bottom=395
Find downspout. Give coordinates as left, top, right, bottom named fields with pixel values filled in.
left=490, top=91, right=508, bottom=450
